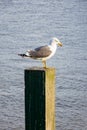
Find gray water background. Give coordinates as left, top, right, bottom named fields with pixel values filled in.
left=0, top=0, right=87, bottom=130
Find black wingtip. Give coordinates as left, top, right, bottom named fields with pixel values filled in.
left=18, top=54, right=26, bottom=57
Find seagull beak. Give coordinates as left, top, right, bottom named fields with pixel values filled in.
left=58, top=42, right=63, bottom=47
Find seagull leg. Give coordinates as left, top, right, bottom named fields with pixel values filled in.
left=42, top=60, right=46, bottom=68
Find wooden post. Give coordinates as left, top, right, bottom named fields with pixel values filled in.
left=24, top=67, right=55, bottom=130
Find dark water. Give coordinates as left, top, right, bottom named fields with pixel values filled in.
left=0, top=0, right=87, bottom=129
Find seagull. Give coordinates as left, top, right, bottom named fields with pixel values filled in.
left=18, top=37, right=63, bottom=68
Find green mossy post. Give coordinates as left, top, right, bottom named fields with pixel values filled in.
left=24, top=67, right=55, bottom=130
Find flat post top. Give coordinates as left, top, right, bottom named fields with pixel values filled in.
left=25, top=67, right=55, bottom=71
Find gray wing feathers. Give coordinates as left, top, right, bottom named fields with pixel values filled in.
left=28, top=46, right=52, bottom=58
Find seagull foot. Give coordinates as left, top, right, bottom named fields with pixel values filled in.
left=42, top=60, right=47, bottom=68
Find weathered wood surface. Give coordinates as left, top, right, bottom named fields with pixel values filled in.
left=24, top=67, right=55, bottom=130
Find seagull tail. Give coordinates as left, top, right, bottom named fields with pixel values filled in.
left=18, top=54, right=29, bottom=57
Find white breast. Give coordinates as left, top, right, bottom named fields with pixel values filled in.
left=43, top=43, right=57, bottom=60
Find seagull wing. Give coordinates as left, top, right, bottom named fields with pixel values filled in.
left=29, top=45, right=52, bottom=59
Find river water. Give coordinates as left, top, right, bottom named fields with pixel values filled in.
left=0, top=0, right=87, bottom=130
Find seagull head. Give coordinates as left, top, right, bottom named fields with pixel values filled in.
left=52, top=37, right=63, bottom=47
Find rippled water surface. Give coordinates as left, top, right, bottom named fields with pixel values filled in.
left=0, top=0, right=87, bottom=130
